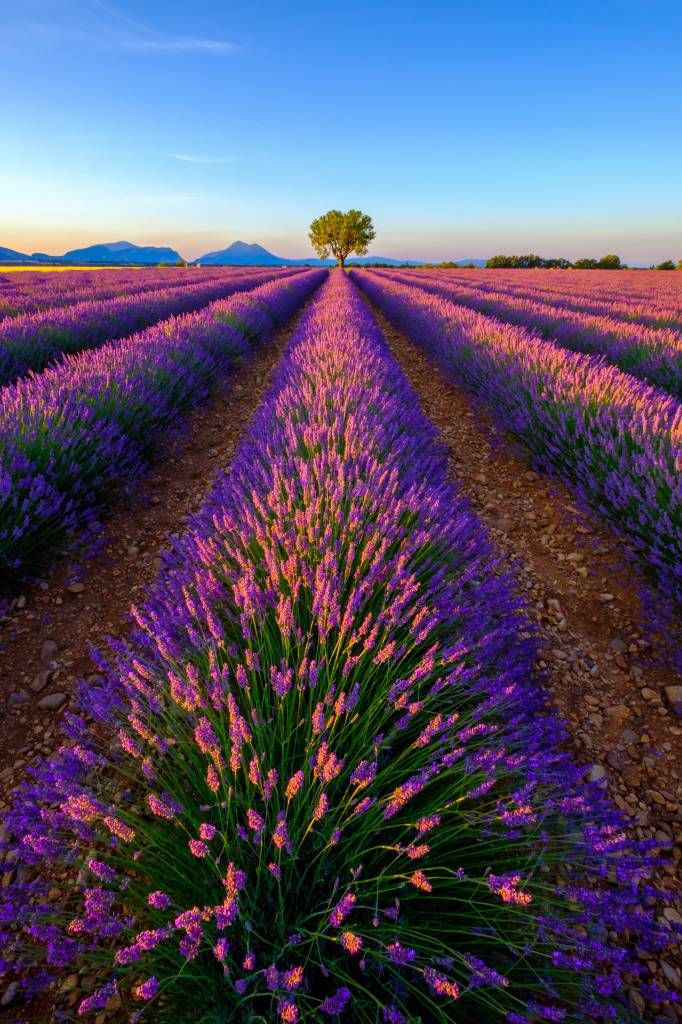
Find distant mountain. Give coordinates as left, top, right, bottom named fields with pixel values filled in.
left=0, top=245, right=31, bottom=262
left=1, top=238, right=434, bottom=268
left=0, top=241, right=182, bottom=265
left=62, top=241, right=182, bottom=264
left=195, top=241, right=425, bottom=267
left=197, top=241, right=288, bottom=266
left=454, top=258, right=486, bottom=267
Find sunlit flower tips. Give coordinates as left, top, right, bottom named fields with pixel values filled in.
left=132, top=976, right=159, bottom=1001
left=188, top=838, right=210, bottom=858
left=285, top=770, right=304, bottom=799
left=199, top=822, right=217, bottom=841
left=339, top=931, right=363, bottom=955
left=146, top=793, right=178, bottom=820
left=62, top=793, right=100, bottom=823
left=312, top=792, right=329, bottom=822
left=272, top=811, right=291, bottom=850
left=424, top=968, right=461, bottom=1000
left=102, top=816, right=135, bottom=842
left=386, top=941, right=417, bottom=964
left=76, top=981, right=119, bottom=1016
left=282, top=966, right=304, bottom=991
left=405, top=843, right=430, bottom=859
left=487, top=873, right=533, bottom=905
left=409, top=870, right=432, bottom=892
left=243, top=952, right=256, bottom=971
left=247, top=809, right=265, bottom=833
left=213, top=937, right=230, bottom=962
left=206, top=764, right=220, bottom=792
left=278, top=998, right=299, bottom=1023
left=329, top=891, right=356, bottom=928
left=147, top=890, right=170, bottom=910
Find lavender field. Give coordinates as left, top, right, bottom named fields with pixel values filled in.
left=0, top=266, right=681, bottom=1024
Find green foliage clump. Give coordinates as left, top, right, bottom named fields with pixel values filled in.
left=309, top=209, right=375, bottom=267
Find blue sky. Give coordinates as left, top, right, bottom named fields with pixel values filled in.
left=1, top=0, right=681, bottom=263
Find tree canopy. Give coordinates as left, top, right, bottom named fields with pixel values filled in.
left=309, top=209, right=375, bottom=267
left=486, top=253, right=627, bottom=270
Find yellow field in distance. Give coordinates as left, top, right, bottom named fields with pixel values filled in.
left=0, top=265, right=143, bottom=273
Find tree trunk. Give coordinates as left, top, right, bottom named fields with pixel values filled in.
left=338, top=256, right=345, bottom=269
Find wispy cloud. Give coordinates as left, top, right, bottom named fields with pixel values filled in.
left=94, top=1, right=240, bottom=55
left=124, top=36, right=238, bottom=54
left=6, top=1, right=241, bottom=58
left=169, top=153, right=239, bottom=165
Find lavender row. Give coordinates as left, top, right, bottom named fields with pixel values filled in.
left=0, top=268, right=301, bottom=387
left=0, top=266, right=250, bottom=318
left=0, top=269, right=325, bottom=579
left=1, top=270, right=676, bottom=1023
left=422, top=268, right=682, bottom=330
left=353, top=270, right=682, bottom=620
left=378, top=269, right=682, bottom=399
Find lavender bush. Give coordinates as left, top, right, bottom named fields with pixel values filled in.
left=404, top=268, right=682, bottom=331
left=0, top=267, right=300, bottom=385
left=0, top=269, right=325, bottom=579
left=381, top=269, right=682, bottom=398
left=1, top=271, right=676, bottom=1023
left=353, top=270, right=682, bottom=625
left=0, top=266, right=250, bottom=318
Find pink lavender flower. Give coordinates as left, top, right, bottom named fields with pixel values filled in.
left=329, top=891, right=356, bottom=928
left=213, top=937, right=230, bottom=962
left=285, top=770, right=304, bottom=799
left=424, top=968, right=460, bottom=1000
left=146, top=793, right=178, bottom=820
left=188, top=838, right=210, bottom=858
left=386, top=941, right=417, bottom=965
left=132, top=976, right=159, bottom=1001
left=488, top=873, right=532, bottom=906
left=247, top=808, right=265, bottom=833
left=272, top=811, right=291, bottom=851
left=147, top=890, right=170, bottom=910
left=339, top=931, right=363, bottom=954
left=312, top=793, right=329, bottom=822
left=409, top=870, right=432, bottom=892
left=282, top=966, right=304, bottom=991
left=278, top=998, right=299, bottom=1022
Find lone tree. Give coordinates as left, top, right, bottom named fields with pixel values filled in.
left=309, top=209, right=375, bottom=268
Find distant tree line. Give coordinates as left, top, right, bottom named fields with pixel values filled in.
left=484, top=254, right=682, bottom=270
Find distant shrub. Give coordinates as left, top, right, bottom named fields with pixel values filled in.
left=485, top=254, right=570, bottom=269
left=596, top=254, right=622, bottom=269
left=573, top=258, right=598, bottom=269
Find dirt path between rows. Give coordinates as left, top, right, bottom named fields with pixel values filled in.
left=362, top=299, right=682, bottom=1008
